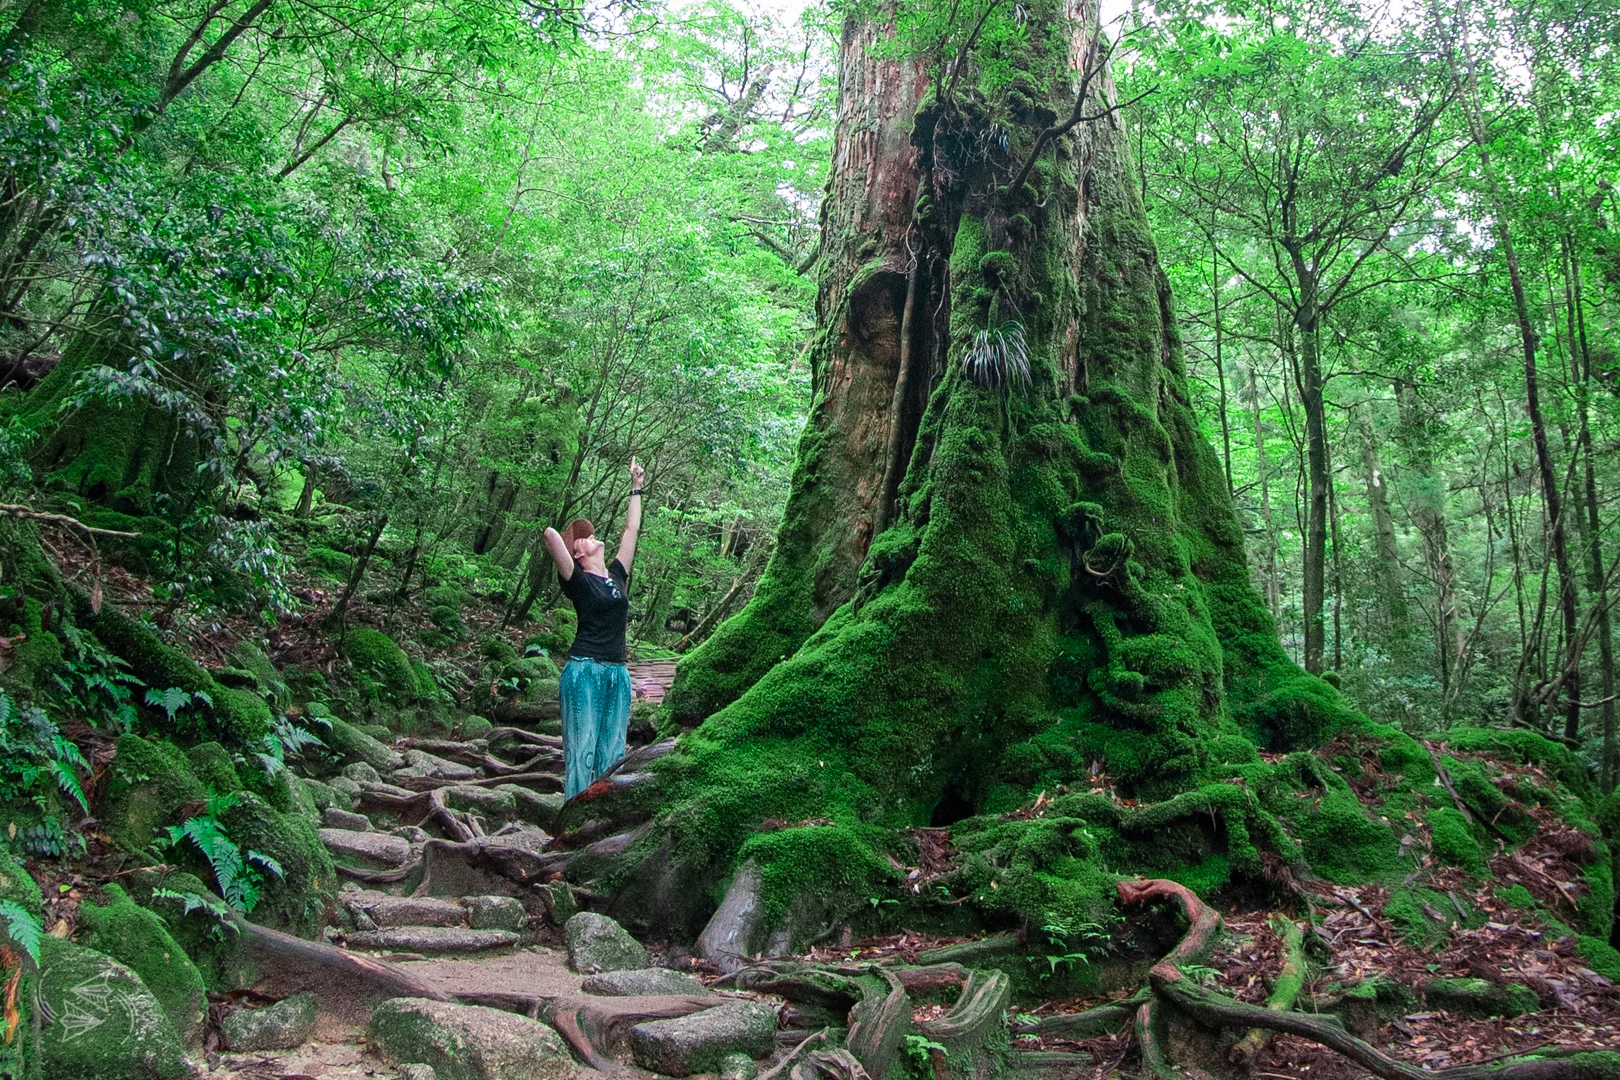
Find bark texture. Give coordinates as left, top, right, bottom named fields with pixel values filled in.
left=607, top=0, right=1353, bottom=942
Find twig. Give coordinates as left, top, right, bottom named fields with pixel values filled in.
left=0, top=504, right=139, bottom=537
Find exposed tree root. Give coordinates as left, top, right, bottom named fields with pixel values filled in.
left=1120, top=878, right=1620, bottom=1079
left=235, top=920, right=450, bottom=1025
left=1228, top=914, right=1305, bottom=1067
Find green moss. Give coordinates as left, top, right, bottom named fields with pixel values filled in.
left=307, top=545, right=354, bottom=579
left=1496, top=883, right=1536, bottom=909
left=346, top=628, right=418, bottom=703
left=1577, top=935, right=1620, bottom=980
left=1447, top=727, right=1594, bottom=802
left=1427, top=807, right=1485, bottom=875
left=1578, top=860, right=1616, bottom=939
left=212, top=685, right=274, bottom=745
left=104, top=733, right=206, bottom=851
left=1423, top=976, right=1539, bottom=1018
left=77, top=883, right=208, bottom=1045
left=186, top=742, right=241, bottom=795
left=460, top=714, right=493, bottom=739
left=0, top=849, right=41, bottom=918
left=36, top=935, right=190, bottom=1079
left=740, top=825, right=891, bottom=922
left=1384, top=887, right=1474, bottom=949
left=220, top=791, right=335, bottom=938
left=1291, top=787, right=1403, bottom=885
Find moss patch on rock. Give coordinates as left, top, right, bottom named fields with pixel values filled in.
left=77, top=883, right=208, bottom=1046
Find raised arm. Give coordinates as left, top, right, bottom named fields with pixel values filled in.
left=543, top=526, right=575, bottom=581
left=617, top=457, right=645, bottom=573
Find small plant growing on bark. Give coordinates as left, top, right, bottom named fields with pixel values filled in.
left=963, top=321, right=1030, bottom=390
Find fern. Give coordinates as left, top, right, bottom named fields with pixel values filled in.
left=151, top=888, right=239, bottom=939
left=145, top=686, right=193, bottom=723
left=164, top=796, right=276, bottom=913
left=0, top=901, right=40, bottom=966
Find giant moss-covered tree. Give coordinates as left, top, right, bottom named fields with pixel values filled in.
left=599, top=0, right=1359, bottom=942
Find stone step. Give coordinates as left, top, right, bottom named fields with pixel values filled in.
left=319, top=828, right=414, bottom=868
left=346, top=927, right=520, bottom=954
left=352, top=895, right=466, bottom=929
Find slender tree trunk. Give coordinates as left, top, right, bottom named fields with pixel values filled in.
left=1358, top=407, right=1403, bottom=627
left=1212, top=230, right=1233, bottom=495
left=1249, top=364, right=1280, bottom=622
left=1286, top=256, right=1329, bottom=675
left=1567, top=241, right=1616, bottom=785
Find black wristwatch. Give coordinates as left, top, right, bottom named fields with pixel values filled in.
left=631, top=488, right=644, bottom=496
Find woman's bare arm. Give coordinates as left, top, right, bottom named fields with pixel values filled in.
left=617, top=457, right=645, bottom=573
left=543, top=527, right=574, bottom=581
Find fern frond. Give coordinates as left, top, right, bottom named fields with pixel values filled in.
left=0, top=902, right=40, bottom=966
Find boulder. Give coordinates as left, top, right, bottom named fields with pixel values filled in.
left=396, top=749, right=478, bottom=783
left=224, top=792, right=338, bottom=937
left=369, top=997, right=576, bottom=1080
left=461, top=895, right=527, bottom=932
left=342, top=761, right=383, bottom=784
left=445, top=786, right=518, bottom=817
left=300, top=776, right=341, bottom=811
left=400, top=1066, right=439, bottom=1080
left=323, top=807, right=373, bottom=831
left=328, top=774, right=364, bottom=808
left=323, top=712, right=406, bottom=772
left=581, top=967, right=704, bottom=997
left=498, top=786, right=563, bottom=830
left=320, top=827, right=413, bottom=868
left=346, top=927, right=519, bottom=954
left=565, top=912, right=649, bottom=974
left=36, top=936, right=191, bottom=1079
left=75, top=883, right=207, bottom=1046
left=221, top=990, right=316, bottom=1051
left=629, top=1001, right=777, bottom=1077
left=720, top=1052, right=760, bottom=1080
left=103, top=733, right=204, bottom=851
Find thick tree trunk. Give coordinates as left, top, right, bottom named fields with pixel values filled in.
left=624, top=0, right=1345, bottom=944
left=664, top=23, right=928, bottom=725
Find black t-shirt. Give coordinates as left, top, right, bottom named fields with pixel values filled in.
left=559, top=558, right=630, bottom=663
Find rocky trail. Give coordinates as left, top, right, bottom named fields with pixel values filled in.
left=177, top=706, right=1620, bottom=1080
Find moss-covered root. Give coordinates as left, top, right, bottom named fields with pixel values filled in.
left=1229, top=915, right=1305, bottom=1068
left=1127, top=878, right=1620, bottom=1079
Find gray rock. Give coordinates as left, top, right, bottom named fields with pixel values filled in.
left=347, top=927, right=520, bottom=954
left=325, top=715, right=405, bottom=772
left=445, top=786, right=518, bottom=815
left=370, top=997, right=575, bottom=1080
left=391, top=824, right=432, bottom=844
left=323, top=806, right=373, bottom=831
left=581, top=967, right=703, bottom=997
left=484, top=824, right=552, bottom=854
left=396, top=749, right=478, bottom=782
left=222, top=990, right=316, bottom=1051
left=461, top=895, right=527, bottom=932
left=565, top=912, right=649, bottom=974
left=302, top=776, right=340, bottom=811
left=399, top=1066, right=438, bottom=1080
left=629, top=1001, right=777, bottom=1077
left=342, top=761, right=383, bottom=784
left=328, top=774, right=363, bottom=808
left=362, top=779, right=420, bottom=798
left=719, top=1052, right=759, bottom=1080
left=36, top=936, right=190, bottom=1080
left=355, top=895, right=467, bottom=928
left=320, top=827, right=413, bottom=868
left=497, top=785, right=563, bottom=829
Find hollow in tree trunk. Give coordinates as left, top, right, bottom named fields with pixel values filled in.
left=619, top=0, right=1352, bottom=944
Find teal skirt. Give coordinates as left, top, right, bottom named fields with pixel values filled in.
left=559, top=657, right=632, bottom=800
